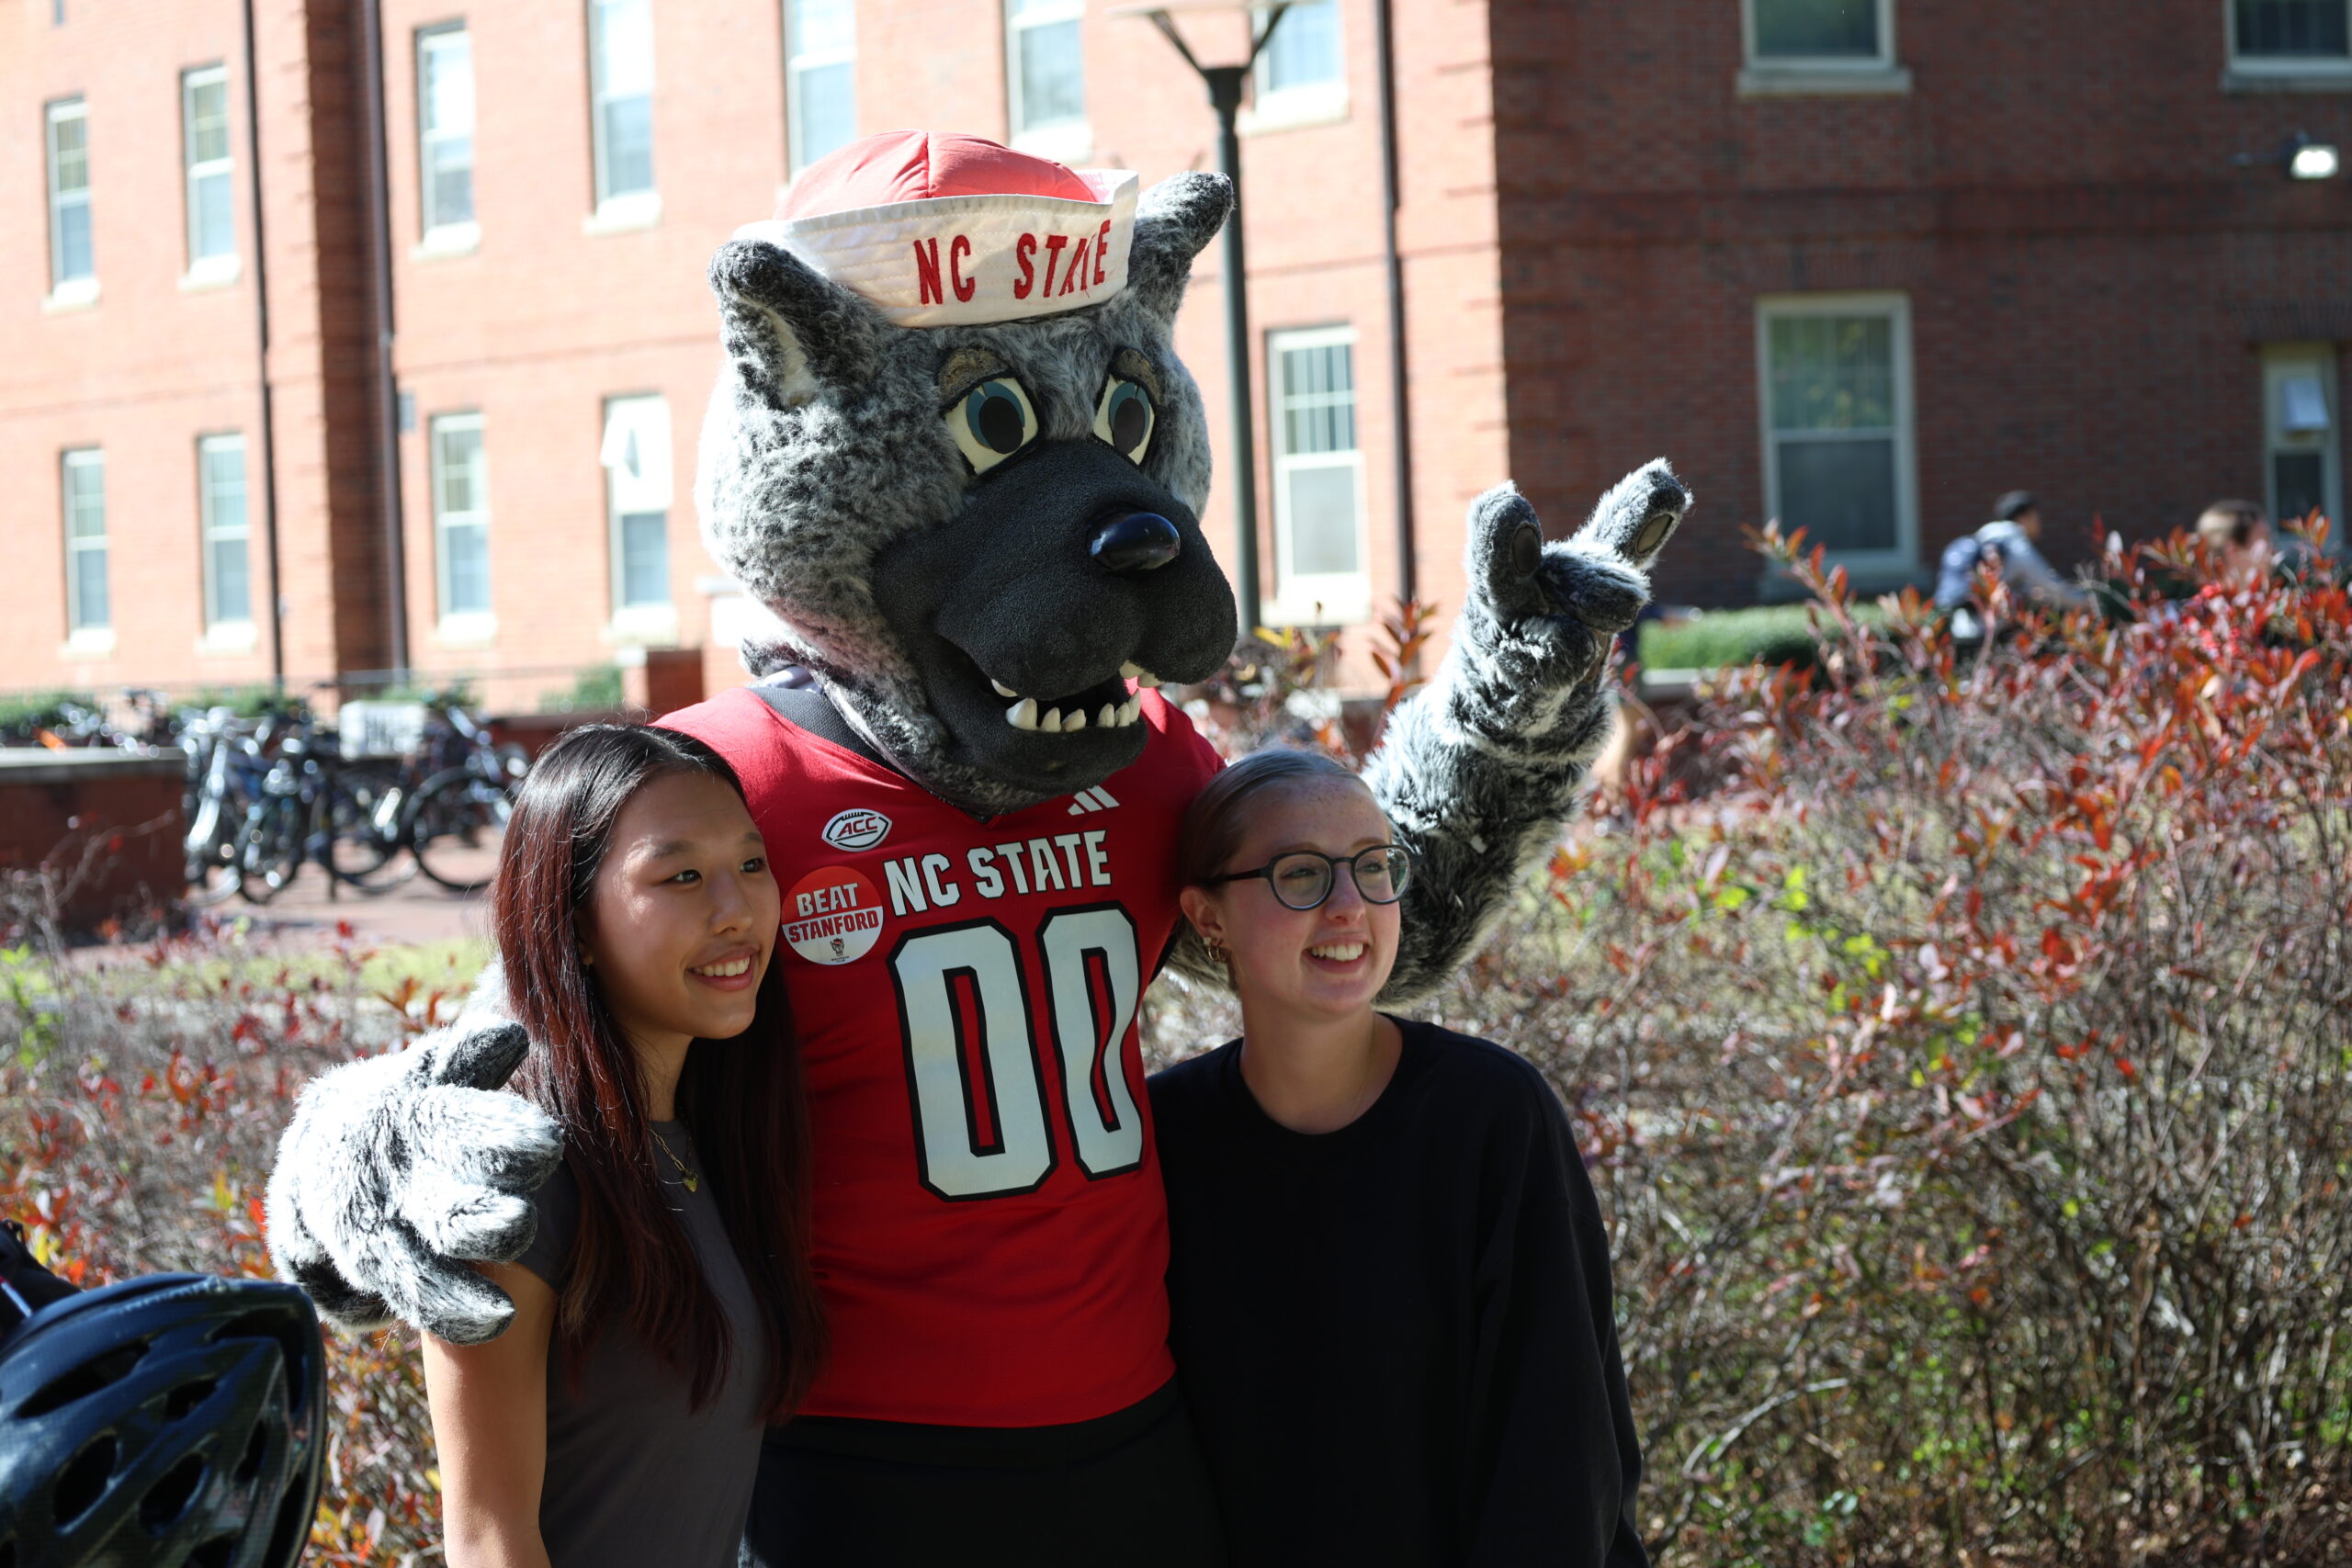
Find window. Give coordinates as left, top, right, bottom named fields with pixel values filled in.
left=1268, top=326, right=1368, bottom=622
left=1757, top=294, right=1918, bottom=573
left=417, top=25, right=476, bottom=238
left=62, top=448, right=108, bottom=635
left=2232, top=0, right=2352, bottom=65
left=1747, top=0, right=1890, bottom=62
left=786, top=0, right=856, bottom=174
left=1740, top=0, right=1908, bottom=91
left=2263, top=345, right=2343, bottom=535
left=431, top=414, right=492, bottom=620
left=1258, top=0, right=1341, bottom=95
left=601, top=395, right=673, bottom=615
left=1006, top=0, right=1085, bottom=151
left=198, top=434, right=252, bottom=630
left=181, top=66, right=235, bottom=274
left=46, top=97, right=94, bottom=295
left=589, top=0, right=655, bottom=209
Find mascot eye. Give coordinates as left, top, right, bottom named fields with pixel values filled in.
left=948, top=378, right=1040, bottom=474
left=1092, top=378, right=1155, bottom=464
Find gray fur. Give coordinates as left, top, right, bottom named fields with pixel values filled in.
left=1366, top=462, right=1688, bottom=1002
left=266, top=152, right=1689, bottom=1341
left=265, top=998, right=560, bottom=1341
left=698, top=173, right=1232, bottom=816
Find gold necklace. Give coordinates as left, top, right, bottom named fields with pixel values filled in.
left=650, top=1127, right=700, bottom=1193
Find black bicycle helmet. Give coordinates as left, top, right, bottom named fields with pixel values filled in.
left=0, top=1272, right=326, bottom=1568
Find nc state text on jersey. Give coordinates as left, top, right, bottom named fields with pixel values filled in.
left=881, top=831, right=1114, bottom=915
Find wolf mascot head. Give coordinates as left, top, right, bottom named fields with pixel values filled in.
left=696, top=130, right=1239, bottom=817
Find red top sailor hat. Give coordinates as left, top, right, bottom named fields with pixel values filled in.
left=733, top=130, right=1141, bottom=329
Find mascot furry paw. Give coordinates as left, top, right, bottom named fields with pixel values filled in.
left=267, top=124, right=1684, bottom=1521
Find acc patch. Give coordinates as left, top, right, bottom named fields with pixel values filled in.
left=820, top=807, right=892, bottom=852
left=784, top=865, right=885, bottom=965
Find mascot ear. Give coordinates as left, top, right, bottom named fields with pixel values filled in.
left=707, top=236, right=881, bottom=407
left=1125, top=172, right=1233, bottom=324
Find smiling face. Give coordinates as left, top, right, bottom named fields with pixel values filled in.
left=578, top=771, right=782, bottom=1054
left=1180, top=777, right=1403, bottom=1032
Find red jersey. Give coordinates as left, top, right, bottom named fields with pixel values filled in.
left=662, top=685, right=1224, bottom=1427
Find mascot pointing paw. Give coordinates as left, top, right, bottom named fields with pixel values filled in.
left=266, top=130, right=1687, bottom=1564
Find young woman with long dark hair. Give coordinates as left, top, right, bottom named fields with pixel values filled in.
left=1154, top=749, right=1648, bottom=1568
left=421, top=725, right=826, bottom=1568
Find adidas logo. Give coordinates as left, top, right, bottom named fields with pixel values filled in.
left=1066, top=785, right=1121, bottom=816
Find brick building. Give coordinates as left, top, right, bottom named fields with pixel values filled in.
left=5, top=0, right=2347, bottom=705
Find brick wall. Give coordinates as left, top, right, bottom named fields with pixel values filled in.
left=6, top=0, right=2346, bottom=709
left=1490, top=0, right=2352, bottom=606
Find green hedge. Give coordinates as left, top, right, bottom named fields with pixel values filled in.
left=539, top=665, right=625, bottom=713
left=0, top=691, right=96, bottom=743
left=1637, top=604, right=1883, bottom=672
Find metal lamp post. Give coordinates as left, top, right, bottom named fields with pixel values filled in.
left=1119, top=1, right=1290, bottom=636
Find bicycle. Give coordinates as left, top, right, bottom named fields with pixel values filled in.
left=229, top=702, right=416, bottom=903
left=400, top=704, right=527, bottom=894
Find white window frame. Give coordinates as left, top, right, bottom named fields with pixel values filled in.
left=46, top=97, right=96, bottom=304
left=198, top=434, right=255, bottom=640
left=1246, top=1, right=1348, bottom=132
left=62, top=447, right=110, bottom=647
left=1755, top=292, right=1921, bottom=581
left=180, top=65, right=238, bottom=283
left=416, top=23, right=479, bottom=252
left=587, top=0, right=659, bottom=227
left=2262, top=344, right=2344, bottom=539
left=1266, top=324, right=1371, bottom=626
left=430, top=412, right=496, bottom=636
left=1738, top=0, right=1911, bottom=96
left=1005, top=0, right=1090, bottom=161
left=2223, top=0, right=2352, bottom=85
left=601, top=393, right=677, bottom=629
left=785, top=0, right=857, bottom=175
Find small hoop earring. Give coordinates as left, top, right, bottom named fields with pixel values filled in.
left=1203, top=937, right=1228, bottom=965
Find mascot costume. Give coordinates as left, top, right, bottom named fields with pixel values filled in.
left=266, top=130, right=1687, bottom=1564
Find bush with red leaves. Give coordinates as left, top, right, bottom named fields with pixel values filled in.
left=0, top=921, right=476, bottom=1565
left=1151, top=525, right=2351, bottom=1565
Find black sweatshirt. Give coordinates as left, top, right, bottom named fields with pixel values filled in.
left=1148, top=1018, right=1648, bottom=1568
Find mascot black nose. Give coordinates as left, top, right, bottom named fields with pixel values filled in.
left=1089, top=512, right=1182, bottom=577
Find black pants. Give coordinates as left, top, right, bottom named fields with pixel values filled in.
left=744, top=1381, right=1227, bottom=1567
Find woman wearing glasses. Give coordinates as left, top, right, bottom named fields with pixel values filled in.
left=1155, top=749, right=1648, bottom=1568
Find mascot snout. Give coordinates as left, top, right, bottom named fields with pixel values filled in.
left=875, top=436, right=1237, bottom=791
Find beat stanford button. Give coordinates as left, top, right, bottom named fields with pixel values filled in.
left=785, top=865, right=886, bottom=965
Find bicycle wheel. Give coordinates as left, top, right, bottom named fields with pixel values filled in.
left=406, top=768, right=514, bottom=893
left=234, top=799, right=304, bottom=904
left=325, top=762, right=417, bottom=892
left=184, top=836, right=243, bottom=908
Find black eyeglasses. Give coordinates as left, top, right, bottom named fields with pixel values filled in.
left=1207, top=845, right=1416, bottom=911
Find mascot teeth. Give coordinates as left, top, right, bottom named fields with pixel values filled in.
left=1006, top=696, right=1148, bottom=733
left=1119, top=662, right=1163, bottom=687
left=991, top=679, right=1019, bottom=698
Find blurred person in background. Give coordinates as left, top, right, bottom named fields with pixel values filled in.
left=1935, top=491, right=2095, bottom=635
left=2194, top=500, right=2276, bottom=587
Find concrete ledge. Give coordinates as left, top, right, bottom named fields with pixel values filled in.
left=1, top=748, right=187, bottom=928
left=0, top=748, right=185, bottom=787
left=1737, top=64, right=1913, bottom=96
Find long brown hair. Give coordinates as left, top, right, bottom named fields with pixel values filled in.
left=492, top=723, right=826, bottom=1418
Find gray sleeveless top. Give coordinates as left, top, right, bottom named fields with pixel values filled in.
left=514, top=1122, right=769, bottom=1568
